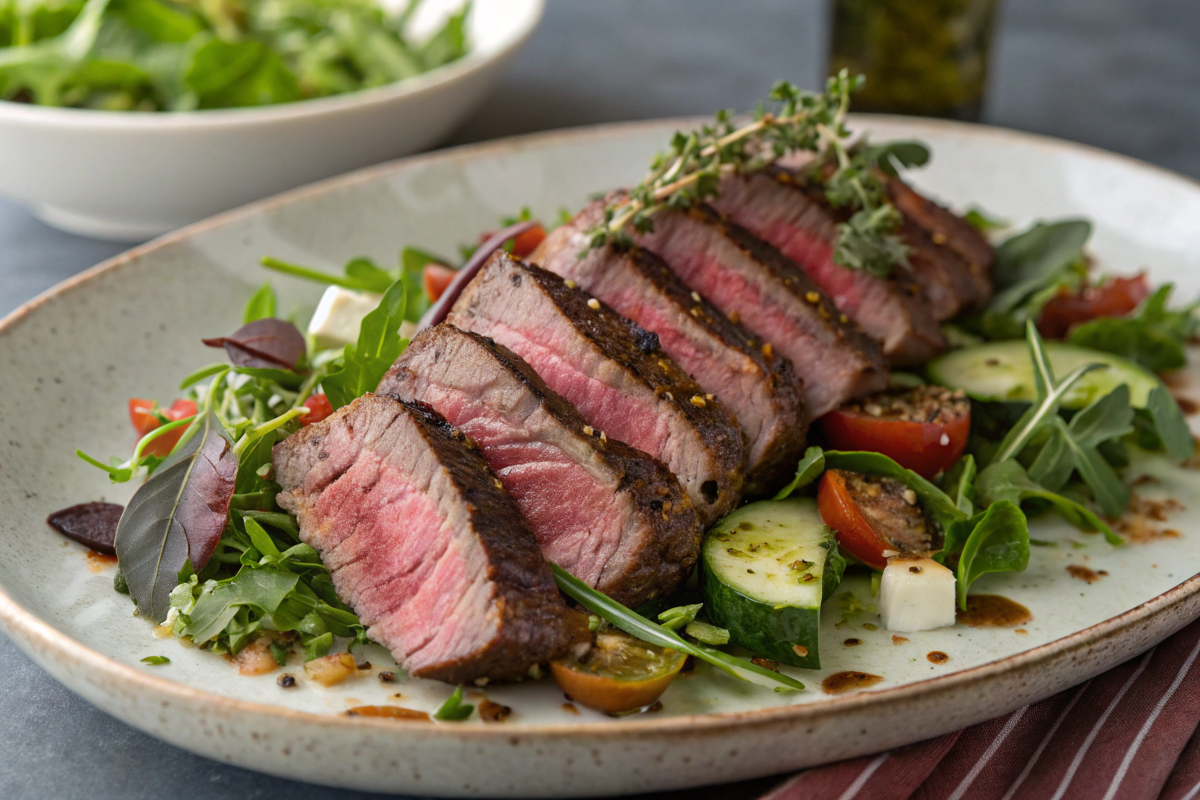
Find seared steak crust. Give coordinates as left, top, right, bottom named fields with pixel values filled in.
left=448, top=252, right=745, bottom=526
left=710, top=167, right=946, bottom=366
left=532, top=201, right=808, bottom=495
left=886, top=175, right=996, bottom=282
left=378, top=325, right=701, bottom=606
left=635, top=201, right=888, bottom=417
left=273, top=393, right=571, bottom=684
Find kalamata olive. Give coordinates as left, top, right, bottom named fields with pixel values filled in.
left=47, top=502, right=123, bottom=555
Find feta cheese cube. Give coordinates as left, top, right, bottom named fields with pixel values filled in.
left=307, top=286, right=383, bottom=350
left=879, top=557, right=957, bottom=632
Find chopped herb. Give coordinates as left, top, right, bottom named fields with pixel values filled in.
left=141, top=655, right=169, bottom=665
left=433, top=686, right=475, bottom=722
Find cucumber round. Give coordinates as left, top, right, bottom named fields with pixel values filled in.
left=701, top=498, right=843, bottom=670
left=926, top=340, right=1160, bottom=409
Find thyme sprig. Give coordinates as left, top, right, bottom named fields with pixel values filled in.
left=589, top=70, right=928, bottom=277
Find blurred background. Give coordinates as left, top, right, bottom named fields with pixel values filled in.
left=2, top=0, right=1198, bottom=796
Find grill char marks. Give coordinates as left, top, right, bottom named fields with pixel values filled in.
left=273, top=393, right=571, bottom=684
left=532, top=202, right=808, bottom=496
left=709, top=168, right=946, bottom=366
left=886, top=175, right=996, bottom=285
left=378, top=324, right=702, bottom=607
left=448, top=252, right=745, bottom=526
left=634, top=202, right=888, bottom=418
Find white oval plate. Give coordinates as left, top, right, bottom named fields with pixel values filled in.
left=2, top=118, right=1199, bottom=797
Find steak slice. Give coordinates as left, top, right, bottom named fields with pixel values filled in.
left=448, top=252, right=745, bottom=526
left=709, top=168, right=946, bottom=366
left=635, top=203, right=888, bottom=418
left=531, top=202, right=808, bottom=495
left=900, top=216, right=989, bottom=321
left=273, top=393, right=571, bottom=684
left=378, top=324, right=701, bottom=607
left=886, top=176, right=996, bottom=282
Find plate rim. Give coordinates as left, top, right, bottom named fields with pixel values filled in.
left=2, top=114, right=1199, bottom=740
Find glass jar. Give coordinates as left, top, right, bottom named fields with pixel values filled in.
left=829, top=0, right=1000, bottom=121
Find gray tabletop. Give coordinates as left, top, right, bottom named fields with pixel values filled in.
left=2, top=1, right=1198, bottom=797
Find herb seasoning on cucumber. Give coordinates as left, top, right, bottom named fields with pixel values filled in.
left=701, top=498, right=845, bottom=669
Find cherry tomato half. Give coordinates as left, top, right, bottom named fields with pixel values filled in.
left=301, top=394, right=334, bottom=426
left=1037, top=273, right=1149, bottom=339
left=128, top=398, right=197, bottom=458
left=817, top=470, right=939, bottom=570
left=550, top=630, right=686, bottom=715
left=478, top=224, right=548, bottom=260
left=819, top=385, right=970, bottom=479
left=422, top=263, right=457, bottom=303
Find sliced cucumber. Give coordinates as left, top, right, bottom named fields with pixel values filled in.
left=927, top=340, right=1160, bottom=409
left=700, top=498, right=844, bottom=669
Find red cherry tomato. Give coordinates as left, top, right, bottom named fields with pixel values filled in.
left=1037, top=273, right=1149, bottom=339
left=819, top=386, right=970, bottom=479
left=128, top=398, right=197, bottom=458
left=477, top=224, right=548, bottom=259
left=422, top=263, right=457, bottom=303
left=301, top=394, right=334, bottom=426
left=510, top=224, right=547, bottom=258
left=817, top=471, right=892, bottom=570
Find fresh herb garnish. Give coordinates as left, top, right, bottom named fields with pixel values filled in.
left=588, top=71, right=927, bottom=277
left=946, top=501, right=1029, bottom=608
left=551, top=564, right=803, bottom=692
left=433, top=686, right=475, bottom=722
left=141, top=655, right=170, bottom=665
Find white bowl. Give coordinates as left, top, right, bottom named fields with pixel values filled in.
left=0, top=0, right=543, bottom=241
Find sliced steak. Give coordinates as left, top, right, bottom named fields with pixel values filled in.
left=378, top=324, right=701, bottom=606
left=900, top=216, right=989, bottom=321
left=886, top=176, right=996, bottom=281
left=709, top=168, right=946, bottom=366
left=634, top=203, right=888, bottom=417
left=448, top=252, right=744, bottom=526
left=273, top=393, right=571, bottom=684
left=531, top=203, right=807, bottom=495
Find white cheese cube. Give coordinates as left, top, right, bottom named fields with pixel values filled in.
left=879, top=557, right=957, bottom=632
left=307, top=286, right=383, bottom=350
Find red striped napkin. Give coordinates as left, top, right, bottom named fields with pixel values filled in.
left=758, top=616, right=1200, bottom=800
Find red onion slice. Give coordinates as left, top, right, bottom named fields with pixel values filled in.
left=417, top=220, right=540, bottom=331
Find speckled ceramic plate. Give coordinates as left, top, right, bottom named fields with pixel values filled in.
left=2, top=118, right=1200, bottom=797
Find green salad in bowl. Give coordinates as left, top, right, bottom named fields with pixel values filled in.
left=0, top=0, right=471, bottom=111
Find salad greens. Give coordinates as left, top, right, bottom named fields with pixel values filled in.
left=0, top=0, right=471, bottom=110
left=84, top=283, right=390, bottom=660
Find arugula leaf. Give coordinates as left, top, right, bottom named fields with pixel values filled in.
left=953, top=501, right=1029, bottom=608
left=941, top=454, right=977, bottom=516
left=989, top=220, right=1091, bottom=314
left=243, top=283, right=277, bottom=324
left=974, top=460, right=1121, bottom=545
left=112, top=0, right=202, bottom=43
left=1069, top=285, right=1199, bottom=373
left=181, top=568, right=300, bottom=645
left=1147, top=384, right=1195, bottom=462
left=773, top=446, right=825, bottom=500
left=322, top=278, right=410, bottom=409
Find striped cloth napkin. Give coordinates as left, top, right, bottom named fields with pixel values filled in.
left=755, top=616, right=1200, bottom=800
